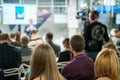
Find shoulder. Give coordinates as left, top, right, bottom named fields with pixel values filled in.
left=59, top=50, right=70, bottom=55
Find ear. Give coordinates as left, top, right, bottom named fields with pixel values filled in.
left=70, top=46, right=74, bottom=53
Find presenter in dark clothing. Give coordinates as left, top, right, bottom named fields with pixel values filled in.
left=24, top=18, right=38, bottom=37
left=83, top=10, right=109, bottom=61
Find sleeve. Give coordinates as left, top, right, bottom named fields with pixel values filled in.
left=17, top=49, right=21, bottom=67
left=24, top=25, right=30, bottom=36
left=57, top=52, right=64, bottom=62
left=103, top=25, right=109, bottom=42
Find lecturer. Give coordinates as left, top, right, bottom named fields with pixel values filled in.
left=24, top=18, right=38, bottom=37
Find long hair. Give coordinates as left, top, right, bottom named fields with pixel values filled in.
left=95, top=48, right=119, bottom=80
left=29, top=43, right=65, bottom=80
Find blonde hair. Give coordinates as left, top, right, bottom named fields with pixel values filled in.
left=95, top=48, right=119, bottom=80
left=29, top=43, right=65, bottom=80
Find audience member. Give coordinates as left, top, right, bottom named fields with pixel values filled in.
left=0, top=29, right=2, bottom=44
left=0, top=33, right=21, bottom=80
left=115, top=31, right=120, bottom=46
left=102, top=42, right=120, bottom=56
left=110, top=28, right=119, bottom=44
left=95, top=48, right=120, bottom=80
left=83, top=10, right=109, bottom=61
left=102, top=42, right=116, bottom=50
left=61, top=35, right=94, bottom=80
left=21, top=35, right=32, bottom=64
left=0, top=29, right=2, bottom=34
left=29, top=43, right=66, bottom=80
left=58, top=38, right=73, bottom=62
left=45, top=32, right=61, bottom=57
left=15, top=31, right=21, bottom=44
left=10, top=33, right=21, bottom=47
left=28, top=30, right=43, bottom=48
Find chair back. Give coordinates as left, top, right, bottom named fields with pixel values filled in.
left=0, top=68, right=4, bottom=80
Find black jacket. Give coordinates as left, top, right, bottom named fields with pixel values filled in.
left=0, top=43, right=21, bottom=70
left=83, top=22, right=109, bottom=52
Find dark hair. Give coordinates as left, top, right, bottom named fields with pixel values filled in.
left=21, top=35, right=29, bottom=46
left=103, top=43, right=117, bottom=52
left=0, top=33, right=9, bottom=40
left=15, top=31, right=20, bottom=42
left=0, top=29, right=2, bottom=34
left=63, top=38, right=70, bottom=49
left=70, top=35, right=85, bottom=52
left=10, top=33, right=16, bottom=38
left=30, top=30, right=37, bottom=35
left=45, top=32, right=53, bottom=40
left=89, top=10, right=99, bottom=20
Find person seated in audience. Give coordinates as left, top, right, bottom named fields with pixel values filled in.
left=115, top=31, right=120, bottom=47
left=29, top=43, right=66, bottom=80
left=95, top=48, right=120, bottom=80
left=110, top=28, right=119, bottom=44
left=20, top=35, right=32, bottom=64
left=102, top=42, right=120, bottom=56
left=28, top=30, right=43, bottom=48
left=45, top=32, right=61, bottom=57
left=10, top=33, right=21, bottom=47
left=58, top=38, right=73, bottom=62
left=0, top=29, right=2, bottom=44
left=61, top=35, right=94, bottom=80
left=0, top=33, right=21, bottom=80
left=15, top=31, right=21, bottom=44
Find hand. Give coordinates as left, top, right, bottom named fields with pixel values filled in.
left=26, top=26, right=30, bottom=31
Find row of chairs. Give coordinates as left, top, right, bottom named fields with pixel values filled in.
left=0, top=61, right=69, bottom=80
left=0, top=63, right=30, bottom=80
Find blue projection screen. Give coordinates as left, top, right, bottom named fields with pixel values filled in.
left=3, top=4, right=37, bottom=25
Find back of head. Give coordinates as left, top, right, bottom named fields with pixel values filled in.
left=95, top=48, right=119, bottom=80
left=102, top=43, right=117, bottom=52
left=116, top=31, right=120, bottom=38
left=0, top=33, right=9, bottom=41
left=89, top=10, right=99, bottom=21
left=70, top=35, right=85, bottom=53
left=21, top=35, right=29, bottom=46
left=63, top=38, right=70, bottom=49
left=45, top=32, right=53, bottom=40
left=29, top=43, right=63, bottom=80
left=14, top=31, right=20, bottom=42
left=30, top=30, right=37, bottom=35
left=10, top=33, right=16, bottom=39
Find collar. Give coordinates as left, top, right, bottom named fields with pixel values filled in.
left=73, top=54, right=85, bottom=60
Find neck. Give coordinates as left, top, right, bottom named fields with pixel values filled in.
left=31, top=36, right=37, bottom=40
left=73, top=50, right=84, bottom=57
left=90, top=19, right=98, bottom=23
left=1, top=40, right=10, bottom=44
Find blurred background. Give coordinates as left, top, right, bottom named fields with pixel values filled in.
left=0, top=0, right=120, bottom=49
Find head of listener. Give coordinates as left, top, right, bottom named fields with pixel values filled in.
left=29, top=43, right=65, bottom=80
left=45, top=32, right=53, bottom=42
left=63, top=38, right=70, bottom=50
left=95, top=48, right=119, bottom=80
left=0, top=33, right=10, bottom=44
left=21, top=35, right=29, bottom=46
left=69, top=35, right=85, bottom=56
left=30, top=30, right=37, bottom=39
left=102, top=43, right=117, bottom=53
